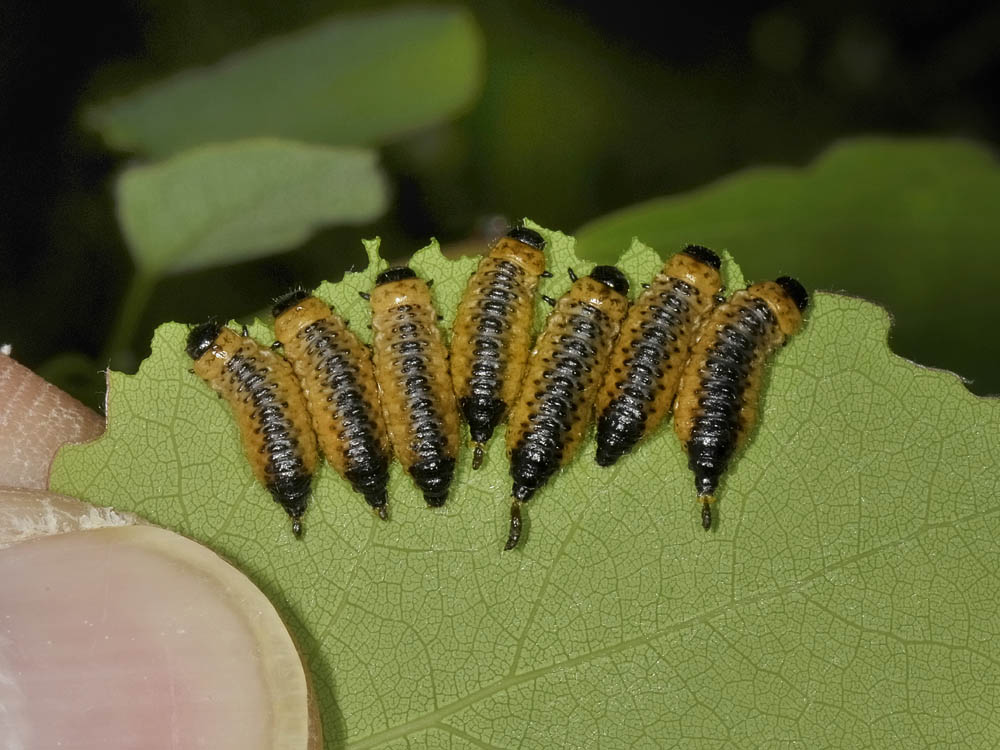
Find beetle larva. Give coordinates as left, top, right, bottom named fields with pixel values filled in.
left=504, top=265, right=630, bottom=549
left=272, top=291, right=393, bottom=520
left=673, top=277, right=809, bottom=530
left=450, top=227, right=548, bottom=470
left=594, top=245, right=723, bottom=467
left=186, top=321, right=319, bottom=537
left=368, top=267, right=460, bottom=506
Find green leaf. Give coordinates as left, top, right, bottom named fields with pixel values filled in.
left=116, top=138, right=388, bottom=276
left=576, top=138, right=1000, bottom=394
left=87, top=7, right=484, bottom=156
left=51, top=224, right=1000, bottom=748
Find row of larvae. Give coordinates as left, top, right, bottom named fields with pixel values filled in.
left=497, top=244, right=809, bottom=547
left=184, top=265, right=456, bottom=536
left=183, top=226, right=548, bottom=537
left=589, top=248, right=809, bottom=532
left=185, top=226, right=808, bottom=543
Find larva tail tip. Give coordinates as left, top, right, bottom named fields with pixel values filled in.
left=376, top=505, right=388, bottom=521
left=511, top=483, right=534, bottom=502
left=472, top=443, right=485, bottom=470
left=594, top=442, right=620, bottom=467
left=292, top=518, right=303, bottom=538
left=700, top=500, right=714, bottom=531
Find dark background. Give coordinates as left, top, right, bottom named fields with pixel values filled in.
left=2, top=0, right=998, bottom=407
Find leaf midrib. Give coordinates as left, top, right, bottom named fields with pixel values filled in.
left=343, top=506, right=995, bottom=747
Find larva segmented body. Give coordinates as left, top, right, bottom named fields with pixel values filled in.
left=273, top=292, right=393, bottom=519
left=594, top=245, right=723, bottom=467
left=186, top=322, right=319, bottom=536
left=369, top=267, right=460, bottom=506
left=504, top=265, right=630, bottom=549
left=673, top=277, right=809, bottom=530
left=450, top=227, right=547, bottom=469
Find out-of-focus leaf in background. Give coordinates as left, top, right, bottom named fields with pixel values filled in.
left=576, top=138, right=1000, bottom=394
left=85, top=6, right=484, bottom=156
left=99, top=138, right=387, bottom=373
left=5, top=2, right=999, bottom=405
left=116, top=139, right=387, bottom=276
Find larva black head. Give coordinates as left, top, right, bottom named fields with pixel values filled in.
left=506, top=226, right=545, bottom=250
left=375, top=267, right=417, bottom=286
left=588, top=265, right=629, bottom=297
left=185, top=320, right=223, bottom=360
left=682, top=244, right=722, bottom=270
left=272, top=289, right=309, bottom=318
left=776, top=276, right=809, bottom=312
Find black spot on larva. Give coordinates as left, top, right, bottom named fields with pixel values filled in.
left=507, top=226, right=545, bottom=250
left=376, top=267, right=417, bottom=286
left=186, top=320, right=223, bottom=360
left=589, top=266, right=629, bottom=297
left=682, top=244, right=722, bottom=270
left=776, top=276, right=809, bottom=312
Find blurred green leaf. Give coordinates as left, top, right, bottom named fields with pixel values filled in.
left=52, top=225, right=1000, bottom=747
left=575, top=137, right=1000, bottom=393
left=116, top=138, right=387, bottom=276
left=87, top=6, right=484, bottom=156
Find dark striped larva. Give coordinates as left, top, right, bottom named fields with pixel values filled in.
left=594, top=245, right=723, bottom=467
left=450, top=227, right=548, bottom=470
left=273, top=291, right=393, bottom=520
left=673, top=277, right=809, bottom=530
left=186, top=321, right=319, bottom=536
left=504, top=265, right=630, bottom=549
left=369, top=267, right=460, bottom=506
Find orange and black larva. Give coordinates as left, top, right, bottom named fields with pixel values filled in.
left=366, top=267, right=460, bottom=506
left=504, top=265, right=630, bottom=549
left=272, top=291, right=393, bottom=520
left=450, top=227, right=548, bottom=470
left=186, top=321, right=319, bottom=536
left=673, top=277, right=809, bottom=530
left=594, top=245, right=724, bottom=467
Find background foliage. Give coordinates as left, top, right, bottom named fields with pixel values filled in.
left=1, top=1, right=998, bottom=407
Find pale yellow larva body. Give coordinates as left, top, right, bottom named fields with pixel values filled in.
left=450, top=227, right=547, bottom=469
left=674, top=278, right=809, bottom=530
left=369, top=267, right=460, bottom=506
left=186, top=322, right=318, bottom=536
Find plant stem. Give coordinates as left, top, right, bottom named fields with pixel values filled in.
left=102, top=272, right=156, bottom=372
